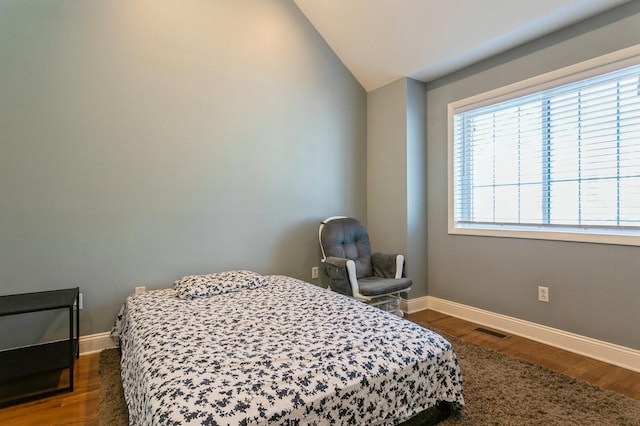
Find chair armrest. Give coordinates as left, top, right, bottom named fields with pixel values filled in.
left=322, top=257, right=353, bottom=296
left=372, top=253, right=404, bottom=279
left=323, top=256, right=350, bottom=269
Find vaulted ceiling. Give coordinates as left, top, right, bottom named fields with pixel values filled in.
left=293, top=0, right=629, bottom=92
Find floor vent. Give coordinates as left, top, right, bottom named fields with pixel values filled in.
left=474, top=327, right=508, bottom=339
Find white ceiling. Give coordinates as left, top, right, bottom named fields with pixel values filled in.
left=293, top=0, right=629, bottom=92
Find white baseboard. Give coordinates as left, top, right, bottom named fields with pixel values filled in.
left=79, top=332, right=116, bottom=355
left=401, top=296, right=429, bottom=314
left=402, top=296, right=640, bottom=373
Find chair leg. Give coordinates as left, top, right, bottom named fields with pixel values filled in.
left=389, top=294, right=403, bottom=317
left=367, top=293, right=404, bottom=317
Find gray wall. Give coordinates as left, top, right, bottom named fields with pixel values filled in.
left=406, top=79, right=428, bottom=298
left=367, top=80, right=408, bottom=254
left=426, top=1, right=640, bottom=350
left=367, top=78, right=428, bottom=297
left=0, top=0, right=367, bottom=339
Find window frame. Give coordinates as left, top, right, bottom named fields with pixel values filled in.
left=448, top=44, right=640, bottom=246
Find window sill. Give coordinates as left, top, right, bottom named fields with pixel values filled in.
left=448, top=223, right=640, bottom=247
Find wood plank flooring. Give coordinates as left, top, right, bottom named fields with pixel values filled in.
left=408, top=310, right=640, bottom=401
left=0, top=310, right=637, bottom=425
left=0, top=351, right=100, bottom=425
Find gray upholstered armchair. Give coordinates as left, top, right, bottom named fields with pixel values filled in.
left=319, top=216, right=412, bottom=316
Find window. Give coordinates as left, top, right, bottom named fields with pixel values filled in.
left=449, top=46, right=640, bottom=245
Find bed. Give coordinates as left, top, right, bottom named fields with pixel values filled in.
left=112, top=273, right=464, bottom=425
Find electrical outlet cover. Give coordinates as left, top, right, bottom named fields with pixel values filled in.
left=538, top=286, right=549, bottom=302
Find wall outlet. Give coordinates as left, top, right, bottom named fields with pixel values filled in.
left=538, top=286, right=549, bottom=303
left=311, top=266, right=319, bottom=279
left=135, top=286, right=146, bottom=294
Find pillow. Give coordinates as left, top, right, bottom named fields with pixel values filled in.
left=174, top=270, right=269, bottom=299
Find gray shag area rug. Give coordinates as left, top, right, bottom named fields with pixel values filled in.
left=99, top=331, right=640, bottom=425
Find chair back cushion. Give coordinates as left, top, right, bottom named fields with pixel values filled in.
left=321, top=217, right=373, bottom=278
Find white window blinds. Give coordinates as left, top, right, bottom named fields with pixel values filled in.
left=450, top=51, right=640, bottom=245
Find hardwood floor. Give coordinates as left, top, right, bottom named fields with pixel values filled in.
left=0, top=310, right=638, bottom=425
left=0, top=352, right=100, bottom=425
left=407, top=310, right=640, bottom=401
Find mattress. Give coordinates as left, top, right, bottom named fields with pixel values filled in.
left=112, top=274, right=464, bottom=425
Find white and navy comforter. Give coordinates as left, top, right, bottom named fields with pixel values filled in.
left=112, top=275, right=464, bottom=425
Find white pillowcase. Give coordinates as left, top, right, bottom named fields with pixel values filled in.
left=174, top=270, right=269, bottom=299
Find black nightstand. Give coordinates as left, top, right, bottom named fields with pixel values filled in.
left=0, top=287, right=80, bottom=406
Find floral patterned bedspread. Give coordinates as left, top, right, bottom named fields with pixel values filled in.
left=112, top=275, right=464, bottom=425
